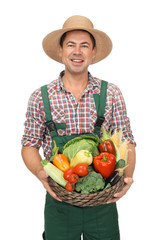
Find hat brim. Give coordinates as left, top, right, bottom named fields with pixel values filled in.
left=42, top=27, right=112, bottom=64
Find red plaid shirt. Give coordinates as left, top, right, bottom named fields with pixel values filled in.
left=22, top=71, right=135, bottom=160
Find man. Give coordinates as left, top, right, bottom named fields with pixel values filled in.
left=22, top=15, right=136, bottom=240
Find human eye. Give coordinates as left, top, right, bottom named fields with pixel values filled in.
left=67, top=42, right=75, bottom=48
left=67, top=44, right=73, bottom=47
left=81, top=43, right=89, bottom=48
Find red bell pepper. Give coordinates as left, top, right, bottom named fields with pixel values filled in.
left=99, top=139, right=116, bottom=156
left=99, top=126, right=116, bottom=155
left=93, top=152, right=116, bottom=178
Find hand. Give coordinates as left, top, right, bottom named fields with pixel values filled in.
left=37, top=170, right=62, bottom=202
left=106, top=177, right=134, bottom=204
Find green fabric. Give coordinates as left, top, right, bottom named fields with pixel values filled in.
left=98, top=80, right=107, bottom=116
left=41, top=85, right=58, bottom=138
left=41, top=85, right=53, bottom=124
left=55, top=122, right=66, bottom=129
left=52, top=133, right=96, bottom=153
left=93, top=80, right=107, bottom=117
left=41, top=86, right=67, bottom=138
left=44, top=193, right=120, bottom=240
left=41, top=81, right=120, bottom=239
left=41, top=80, right=108, bottom=152
left=93, top=80, right=107, bottom=136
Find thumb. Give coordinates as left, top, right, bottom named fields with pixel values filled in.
left=124, top=177, right=133, bottom=184
left=44, top=172, right=49, bottom=177
left=37, top=169, right=49, bottom=181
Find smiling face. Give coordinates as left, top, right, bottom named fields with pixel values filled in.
left=59, top=30, right=96, bottom=75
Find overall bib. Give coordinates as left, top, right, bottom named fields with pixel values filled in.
left=41, top=81, right=120, bottom=240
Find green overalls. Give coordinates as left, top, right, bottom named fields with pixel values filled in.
left=41, top=81, right=120, bottom=240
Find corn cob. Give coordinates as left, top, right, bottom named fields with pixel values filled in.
left=111, top=128, right=123, bottom=147
left=118, top=140, right=129, bottom=163
left=101, top=126, right=129, bottom=163
left=111, top=129, right=119, bottom=147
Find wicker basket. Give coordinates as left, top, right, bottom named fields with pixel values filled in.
left=48, top=175, right=125, bottom=207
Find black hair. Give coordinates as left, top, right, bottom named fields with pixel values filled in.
left=59, top=30, right=96, bottom=49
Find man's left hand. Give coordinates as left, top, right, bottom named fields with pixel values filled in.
left=106, top=177, right=134, bottom=204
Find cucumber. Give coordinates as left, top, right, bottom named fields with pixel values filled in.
left=41, top=160, right=68, bottom=187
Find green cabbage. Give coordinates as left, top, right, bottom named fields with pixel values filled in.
left=62, top=135, right=100, bottom=162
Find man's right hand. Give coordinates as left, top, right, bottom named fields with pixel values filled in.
left=21, top=146, right=62, bottom=202
left=37, top=170, right=62, bottom=202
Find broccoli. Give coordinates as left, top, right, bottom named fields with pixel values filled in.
left=75, top=170, right=105, bottom=194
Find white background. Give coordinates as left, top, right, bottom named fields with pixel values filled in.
left=0, top=0, right=154, bottom=239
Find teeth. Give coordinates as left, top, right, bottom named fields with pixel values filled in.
left=72, top=59, right=83, bottom=62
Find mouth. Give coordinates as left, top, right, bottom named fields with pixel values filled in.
left=71, top=59, right=84, bottom=64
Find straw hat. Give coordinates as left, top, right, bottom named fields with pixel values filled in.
left=42, top=15, right=112, bottom=64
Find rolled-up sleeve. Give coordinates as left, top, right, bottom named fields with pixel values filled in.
left=22, top=90, right=45, bottom=148
left=110, top=85, right=136, bottom=145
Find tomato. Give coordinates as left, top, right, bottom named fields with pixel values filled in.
left=69, top=173, right=79, bottom=183
left=65, top=182, right=75, bottom=192
left=63, top=167, right=74, bottom=181
left=73, top=164, right=88, bottom=176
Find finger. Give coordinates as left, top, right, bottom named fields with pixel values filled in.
left=38, top=170, right=62, bottom=201
left=114, top=177, right=133, bottom=198
left=38, top=170, right=49, bottom=181
left=114, top=185, right=129, bottom=197
left=114, top=185, right=129, bottom=198
left=124, top=177, right=134, bottom=185
left=106, top=178, right=134, bottom=203
left=43, top=181, right=62, bottom=202
left=106, top=197, right=120, bottom=204
left=114, top=190, right=126, bottom=198
left=114, top=184, right=134, bottom=198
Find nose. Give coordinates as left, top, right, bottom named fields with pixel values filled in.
left=73, top=45, right=82, bottom=55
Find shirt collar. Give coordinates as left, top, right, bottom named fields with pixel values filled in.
left=56, top=70, right=99, bottom=92
left=56, top=71, right=65, bottom=91
left=87, top=72, right=99, bottom=91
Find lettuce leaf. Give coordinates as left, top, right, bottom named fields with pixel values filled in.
left=62, top=135, right=100, bottom=161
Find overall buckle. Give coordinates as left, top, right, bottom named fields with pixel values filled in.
left=95, top=116, right=105, bottom=127
left=45, top=120, right=57, bottom=132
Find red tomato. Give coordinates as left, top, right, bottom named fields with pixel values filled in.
left=69, top=173, right=79, bottom=183
left=65, top=182, right=75, bottom=192
left=73, top=164, right=88, bottom=176
left=63, top=167, right=74, bottom=181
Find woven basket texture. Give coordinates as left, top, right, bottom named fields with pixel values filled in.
left=48, top=175, right=125, bottom=207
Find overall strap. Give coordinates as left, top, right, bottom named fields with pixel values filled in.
left=41, top=85, right=66, bottom=138
left=41, top=81, right=107, bottom=141
left=93, top=80, right=108, bottom=136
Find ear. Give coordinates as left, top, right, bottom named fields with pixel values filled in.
left=59, top=45, right=62, bottom=58
left=92, top=47, right=96, bottom=58
left=91, top=47, right=96, bottom=63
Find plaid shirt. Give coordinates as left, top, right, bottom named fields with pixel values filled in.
left=22, top=71, right=135, bottom=160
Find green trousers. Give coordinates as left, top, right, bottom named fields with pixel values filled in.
left=41, top=81, right=120, bottom=239
left=43, top=193, right=120, bottom=240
